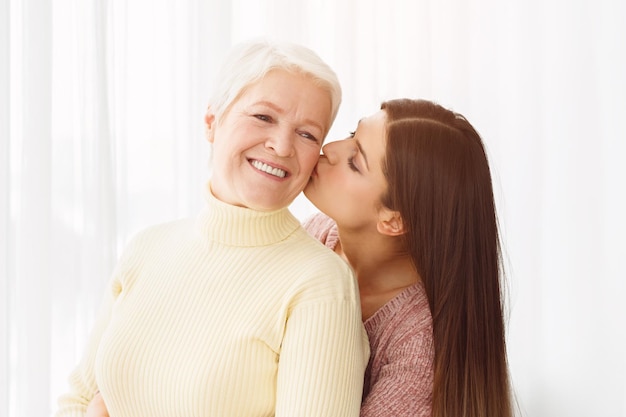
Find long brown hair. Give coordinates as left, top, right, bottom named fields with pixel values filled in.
left=380, top=99, right=513, bottom=417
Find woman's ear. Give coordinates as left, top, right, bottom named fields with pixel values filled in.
left=204, top=107, right=216, bottom=143
left=376, top=208, right=405, bottom=236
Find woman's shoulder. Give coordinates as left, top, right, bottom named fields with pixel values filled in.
left=369, top=283, right=431, bottom=325
left=301, top=212, right=339, bottom=249
left=126, top=217, right=193, bottom=247
left=368, top=284, right=433, bottom=352
left=115, top=218, right=194, bottom=264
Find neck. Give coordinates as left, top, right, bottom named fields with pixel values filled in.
left=196, top=184, right=301, bottom=246
left=336, top=226, right=419, bottom=320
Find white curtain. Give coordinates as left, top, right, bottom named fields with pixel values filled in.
left=1, top=0, right=625, bottom=416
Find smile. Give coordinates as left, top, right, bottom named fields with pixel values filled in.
left=250, top=160, right=287, bottom=178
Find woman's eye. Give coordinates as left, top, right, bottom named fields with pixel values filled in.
left=347, top=156, right=359, bottom=172
left=254, top=114, right=272, bottom=122
left=349, top=131, right=356, bottom=138
left=298, top=131, right=319, bottom=143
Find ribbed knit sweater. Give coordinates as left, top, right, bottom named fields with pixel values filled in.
left=56, top=187, right=369, bottom=417
left=303, top=213, right=434, bottom=417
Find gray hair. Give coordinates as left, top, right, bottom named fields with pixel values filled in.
left=208, top=39, right=342, bottom=137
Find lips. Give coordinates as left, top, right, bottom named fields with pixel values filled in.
left=250, top=159, right=288, bottom=178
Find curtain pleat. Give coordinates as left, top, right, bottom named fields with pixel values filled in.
left=3, top=1, right=53, bottom=416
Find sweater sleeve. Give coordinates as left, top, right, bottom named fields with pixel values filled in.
left=54, top=237, right=138, bottom=417
left=275, top=298, right=369, bottom=417
left=54, top=276, right=121, bottom=417
left=359, top=329, right=433, bottom=417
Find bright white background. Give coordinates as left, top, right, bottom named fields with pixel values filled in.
left=1, top=0, right=625, bottom=416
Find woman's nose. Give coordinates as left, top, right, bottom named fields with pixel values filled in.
left=321, top=140, right=345, bottom=164
left=266, top=130, right=294, bottom=157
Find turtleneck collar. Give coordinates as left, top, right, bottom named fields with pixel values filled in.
left=195, top=183, right=301, bottom=247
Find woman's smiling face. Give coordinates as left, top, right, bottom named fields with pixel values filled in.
left=304, top=109, right=389, bottom=230
left=206, top=69, right=332, bottom=211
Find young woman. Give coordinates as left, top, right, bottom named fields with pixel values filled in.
left=56, top=39, right=369, bottom=417
left=304, top=98, right=514, bottom=417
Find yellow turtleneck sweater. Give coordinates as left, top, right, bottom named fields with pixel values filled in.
left=56, top=187, right=369, bottom=417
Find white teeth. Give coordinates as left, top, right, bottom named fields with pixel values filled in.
left=251, top=160, right=287, bottom=178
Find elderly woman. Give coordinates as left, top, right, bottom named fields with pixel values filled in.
left=56, top=39, right=369, bottom=417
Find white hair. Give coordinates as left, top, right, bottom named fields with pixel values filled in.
left=208, top=38, right=342, bottom=136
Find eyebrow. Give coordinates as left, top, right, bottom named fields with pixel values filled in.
left=254, top=101, right=325, bottom=134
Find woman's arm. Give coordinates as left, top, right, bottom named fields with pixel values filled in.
left=302, top=212, right=338, bottom=248
left=54, top=234, right=142, bottom=417
left=360, top=332, right=433, bottom=417
left=54, top=276, right=120, bottom=417
left=275, top=299, right=369, bottom=417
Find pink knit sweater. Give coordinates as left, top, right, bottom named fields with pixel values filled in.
left=303, top=213, right=434, bottom=417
